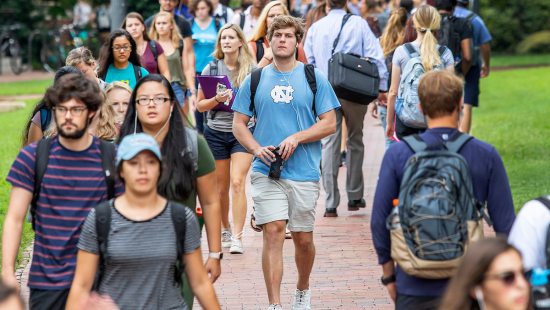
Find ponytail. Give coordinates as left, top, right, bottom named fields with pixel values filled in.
left=413, top=5, right=442, bottom=71
left=380, top=8, right=408, bottom=57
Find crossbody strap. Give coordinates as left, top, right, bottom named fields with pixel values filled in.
left=331, top=13, right=352, bottom=56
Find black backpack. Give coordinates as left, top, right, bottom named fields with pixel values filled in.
left=249, top=64, right=317, bottom=118
left=149, top=40, right=159, bottom=62
left=94, top=200, right=189, bottom=288
left=31, top=138, right=116, bottom=231
left=437, top=14, right=462, bottom=62
left=214, top=5, right=229, bottom=24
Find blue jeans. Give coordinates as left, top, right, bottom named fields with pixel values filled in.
left=378, top=105, right=395, bottom=150
left=171, top=82, right=186, bottom=108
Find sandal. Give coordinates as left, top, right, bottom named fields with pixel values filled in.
left=285, top=227, right=292, bottom=239
left=250, top=209, right=263, bottom=232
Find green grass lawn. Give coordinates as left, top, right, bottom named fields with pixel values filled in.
left=492, top=53, right=550, bottom=68
left=0, top=79, right=52, bottom=96
left=474, top=67, right=550, bottom=210
left=0, top=101, right=38, bottom=268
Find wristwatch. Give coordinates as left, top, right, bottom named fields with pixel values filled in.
left=208, top=252, right=223, bottom=260
left=381, top=274, right=396, bottom=286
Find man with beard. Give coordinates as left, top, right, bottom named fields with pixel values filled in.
left=1, top=74, right=122, bottom=310
left=233, top=16, right=339, bottom=310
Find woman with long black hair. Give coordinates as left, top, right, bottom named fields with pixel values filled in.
left=97, top=29, right=149, bottom=89
left=117, top=74, right=221, bottom=308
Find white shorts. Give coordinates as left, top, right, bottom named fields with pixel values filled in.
left=250, top=172, right=320, bottom=232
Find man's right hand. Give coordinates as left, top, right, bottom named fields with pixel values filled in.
left=386, top=282, right=397, bottom=302
left=2, top=272, right=19, bottom=291
left=253, top=145, right=277, bottom=166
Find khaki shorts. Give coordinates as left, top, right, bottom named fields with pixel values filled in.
left=251, top=172, right=320, bottom=232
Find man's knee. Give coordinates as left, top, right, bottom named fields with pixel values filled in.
left=263, top=221, right=286, bottom=244
left=292, top=232, right=314, bottom=250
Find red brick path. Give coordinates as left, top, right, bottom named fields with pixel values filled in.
left=195, top=113, right=392, bottom=309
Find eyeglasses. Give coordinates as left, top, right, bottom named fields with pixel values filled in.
left=53, top=106, right=88, bottom=116
left=136, top=96, right=171, bottom=106
left=483, top=270, right=527, bottom=286
left=113, top=45, right=132, bottom=52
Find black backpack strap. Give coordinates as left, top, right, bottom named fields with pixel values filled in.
left=222, top=6, right=228, bottom=22
left=214, top=18, right=222, bottom=32
left=40, top=108, right=51, bottom=132
left=132, top=64, right=142, bottom=81
left=94, top=199, right=112, bottom=290
left=178, top=39, right=184, bottom=57
left=536, top=196, right=550, bottom=268
left=445, top=133, right=473, bottom=153
left=402, top=134, right=428, bottom=153
left=98, top=140, right=116, bottom=199
left=170, top=202, right=187, bottom=284
left=239, top=12, right=245, bottom=30
left=465, top=12, right=476, bottom=23
left=256, top=39, right=264, bottom=63
left=249, top=67, right=263, bottom=117
left=150, top=40, right=159, bottom=62
left=331, top=13, right=352, bottom=56
left=438, top=45, right=447, bottom=57
left=304, top=64, right=317, bottom=116
left=32, top=137, right=53, bottom=230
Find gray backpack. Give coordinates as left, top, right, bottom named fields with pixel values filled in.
left=388, top=133, right=488, bottom=279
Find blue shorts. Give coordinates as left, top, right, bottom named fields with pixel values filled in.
left=203, top=125, right=249, bottom=160
left=464, top=65, right=481, bottom=107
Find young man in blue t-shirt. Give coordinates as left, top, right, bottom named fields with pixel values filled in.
left=371, top=71, right=515, bottom=309
left=232, top=15, right=340, bottom=310
left=2, top=74, right=122, bottom=310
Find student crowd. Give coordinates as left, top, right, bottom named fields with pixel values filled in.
left=1, top=0, right=545, bottom=310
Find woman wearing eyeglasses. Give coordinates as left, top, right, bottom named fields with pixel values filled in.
left=118, top=74, right=222, bottom=308
left=439, top=237, right=530, bottom=310
left=98, top=29, right=149, bottom=89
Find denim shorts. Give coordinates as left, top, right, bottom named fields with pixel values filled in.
left=203, top=125, right=248, bottom=160
left=171, top=82, right=186, bottom=108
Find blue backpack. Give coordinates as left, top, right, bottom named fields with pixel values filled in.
left=395, top=43, right=447, bottom=129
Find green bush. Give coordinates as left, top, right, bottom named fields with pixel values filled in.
left=516, top=31, right=550, bottom=54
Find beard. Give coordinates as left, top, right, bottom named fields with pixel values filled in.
left=56, top=121, right=89, bottom=139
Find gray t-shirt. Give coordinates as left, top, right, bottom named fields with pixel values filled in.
left=392, top=42, right=454, bottom=71
left=200, top=60, right=235, bottom=132
left=78, top=201, right=201, bottom=310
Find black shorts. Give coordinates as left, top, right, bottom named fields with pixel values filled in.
left=464, top=65, right=481, bottom=107
left=396, top=294, right=440, bottom=310
left=29, top=288, right=70, bottom=310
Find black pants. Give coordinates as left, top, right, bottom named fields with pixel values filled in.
left=396, top=294, right=440, bottom=310
left=29, top=289, right=70, bottom=310
left=395, top=116, right=425, bottom=140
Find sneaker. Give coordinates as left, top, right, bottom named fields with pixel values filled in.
left=221, top=230, right=232, bottom=248
left=268, top=304, right=283, bottom=310
left=229, top=238, right=244, bottom=254
left=292, top=289, right=311, bottom=310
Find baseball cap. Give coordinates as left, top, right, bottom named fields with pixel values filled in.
left=116, top=133, right=162, bottom=167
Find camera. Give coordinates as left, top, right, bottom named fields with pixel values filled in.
left=268, top=147, right=284, bottom=180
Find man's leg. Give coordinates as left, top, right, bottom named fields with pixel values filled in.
left=262, top=220, right=287, bottom=304
left=321, top=108, right=343, bottom=213
left=459, top=104, right=473, bottom=133
left=292, top=232, right=315, bottom=290
left=29, top=289, right=70, bottom=310
left=459, top=65, right=481, bottom=134
left=340, top=98, right=369, bottom=204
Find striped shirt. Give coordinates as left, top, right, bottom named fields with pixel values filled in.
left=78, top=202, right=201, bottom=309
left=6, top=136, right=122, bottom=290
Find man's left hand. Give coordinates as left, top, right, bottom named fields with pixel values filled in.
left=205, top=258, right=221, bottom=283
left=279, top=135, right=299, bottom=160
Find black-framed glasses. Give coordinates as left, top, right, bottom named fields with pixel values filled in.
left=483, top=270, right=527, bottom=286
left=113, top=45, right=131, bottom=52
left=136, top=96, right=171, bottom=106
left=53, top=106, right=88, bottom=116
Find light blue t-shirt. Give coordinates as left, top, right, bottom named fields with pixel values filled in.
left=192, top=19, right=218, bottom=73
left=105, top=64, right=149, bottom=89
left=232, top=63, right=340, bottom=182
left=454, top=7, right=492, bottom=46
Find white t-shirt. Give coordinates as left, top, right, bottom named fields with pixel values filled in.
left=230, top=7, right=258, bottom=38
left=508, top=197, right=550, bottom=271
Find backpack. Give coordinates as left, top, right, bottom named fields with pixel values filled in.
left=191, top=17, right=222, bottom=33
left=94, top=200, right=189, bottom=289
left=387, top=133, right=486, bottom=279
left=149, top=40, right=159, bottom=63
left=395, top=43, right=447, bottom=129
left=437, top=14, right=462, bottom=64
left=214, top=5, right=229, bottom=24
left=39, top=107, right=52, bottom=132
left=31, top=138, right=116, bottom=231
left=178, top=39, right=184, bottom=58
left=183, top=127, right=199, bottom=173
left=248, top=64, right=317, bottom=118
left=465, top=12, right=481, bottom=66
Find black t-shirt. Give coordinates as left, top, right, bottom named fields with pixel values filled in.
left=145, top=13, right=192, bottom=38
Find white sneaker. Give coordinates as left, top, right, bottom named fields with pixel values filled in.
left=292, top=289, right=311, bottom=310
left=221, top=230, right=232, bottom=248
left=267, top=304, right=283, bottom=310
left=229, top=238, right=244, bottom=254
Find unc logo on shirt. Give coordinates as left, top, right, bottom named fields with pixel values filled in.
left=271, top=85, right=294, bottom=104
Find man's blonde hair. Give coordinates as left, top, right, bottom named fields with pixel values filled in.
left=266, top=15, right=305, bottom=44
left=418, top=71, right=464, bottom=118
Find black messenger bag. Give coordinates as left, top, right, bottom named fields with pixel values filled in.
left=328, top=14, right=380, bottom=105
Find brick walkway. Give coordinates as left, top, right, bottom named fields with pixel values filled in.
left=195, top=112, right=391, bottom=309
left=19, top=111, right=392, bottom=309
